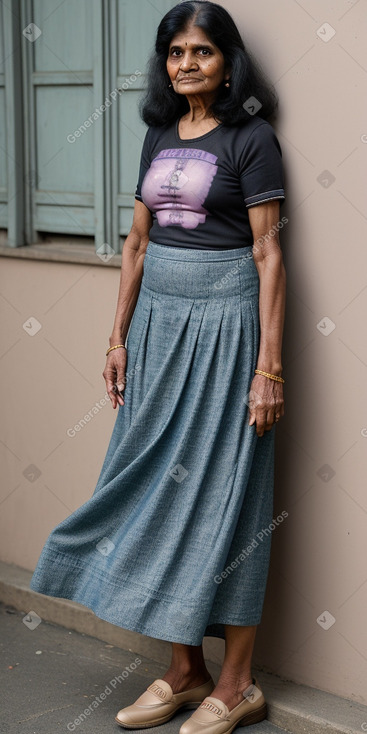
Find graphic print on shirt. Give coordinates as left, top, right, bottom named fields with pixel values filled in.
left=141, top=148, right=218, bottom=229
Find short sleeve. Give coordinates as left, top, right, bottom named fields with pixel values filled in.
left=134, top=127, right=153, bottom=202
left=239, top=122, right=285, bottom=208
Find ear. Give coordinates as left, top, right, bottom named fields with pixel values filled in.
left=224, top=63, right=232, bottom=79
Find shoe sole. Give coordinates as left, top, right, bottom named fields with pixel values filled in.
left=237, top=702, right=268, bottom=728
left=193, top=702, right=267, bottom=734
left=115, top=701, right=201, bottom=729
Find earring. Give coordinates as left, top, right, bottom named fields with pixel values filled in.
left=225, top=80, right=230, bottom=87
left=168, top=83, right=172, bottom=88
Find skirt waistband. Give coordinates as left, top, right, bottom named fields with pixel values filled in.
left=145, top=240, right=253, bottom=263
left=141, top=241, right=258, bottom=300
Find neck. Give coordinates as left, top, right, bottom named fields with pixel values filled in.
left=184, top=93, right=217, bottom=122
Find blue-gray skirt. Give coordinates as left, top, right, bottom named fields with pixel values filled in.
left=30, top=240, right=275, bottom=645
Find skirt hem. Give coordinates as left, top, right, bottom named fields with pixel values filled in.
left=29, top=580, right=263, bottom=645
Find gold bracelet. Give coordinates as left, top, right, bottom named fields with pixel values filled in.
left=106, top=344, right=127, bottom=356
left=254, top=369, right=285, bottom=383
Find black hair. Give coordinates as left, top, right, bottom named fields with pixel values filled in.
left=138, top=0, right=278, bottom=127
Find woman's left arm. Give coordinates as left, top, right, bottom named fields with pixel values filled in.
left=247, top=200, right=286, bottom=437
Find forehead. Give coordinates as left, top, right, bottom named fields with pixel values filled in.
left=169, top=24, right=214, bottom=47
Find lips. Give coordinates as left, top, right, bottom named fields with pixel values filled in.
left=177, top=78, right=202, bottom=82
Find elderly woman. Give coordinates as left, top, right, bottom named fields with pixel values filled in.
left=30, top=2, right=286, bottom=731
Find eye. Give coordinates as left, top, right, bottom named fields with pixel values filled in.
left=199, top=48, right=212, bottom=55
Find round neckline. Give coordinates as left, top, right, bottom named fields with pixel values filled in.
left=175, top=117, right=224, bottom=143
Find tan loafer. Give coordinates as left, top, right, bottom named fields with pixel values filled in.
left=115, top=676, right=215, bottom=729
left=178, top=678, right=267, bottom=734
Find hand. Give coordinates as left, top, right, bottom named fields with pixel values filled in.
left=248, top=374, right=284, bottom=437
left=102, top=347, right=127, bottom=409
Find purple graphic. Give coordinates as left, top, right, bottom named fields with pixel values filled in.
left=141, top=148, right=218, bottom=229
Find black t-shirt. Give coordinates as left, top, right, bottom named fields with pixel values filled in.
left=135, top=116, right=285, bottom=250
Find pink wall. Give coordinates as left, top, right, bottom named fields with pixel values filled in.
left=225, top=0, right=367, bottom=703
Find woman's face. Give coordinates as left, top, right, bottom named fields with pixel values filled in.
left=166, top=22, right=229, bottom=98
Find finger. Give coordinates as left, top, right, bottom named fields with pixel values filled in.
left=116, top=375, right=126, bottom=393
left=112, top=384, right=125, bottom=407
left=266, top=408, right=276, bottom=430
left=276, top=391, right=284, bottom=417
left=115, top=374, right=126, bottom=405
left=275, top=400, right=284, bottom=421
left=248, top=410, right=256, bottom=426
left=247, top=394, right=261, bottom=425
left=104, top=356, right=126, bottom=409
left=255, top=409, right=267, bottom=437
left=247, top=396, right=256, bottom=424
left=105, top=377, right=118, bottom=409
left=114, top=355, right=127, bottom=396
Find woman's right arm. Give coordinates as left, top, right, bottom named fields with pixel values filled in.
left=103, top=199, right=152, bottom=409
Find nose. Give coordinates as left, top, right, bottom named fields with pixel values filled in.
left=179, top=51, right=199, bottom=71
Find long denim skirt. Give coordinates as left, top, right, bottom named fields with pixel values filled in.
left=30, top=240, right=275, bottom=645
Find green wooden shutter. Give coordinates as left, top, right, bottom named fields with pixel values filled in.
left=20, top=0, right=104, bottom=245
left=2, top=0, right=176, bottom=251
left=110, top=0, right=177, bottom=251
left=1, top=0, right=25, bottom=246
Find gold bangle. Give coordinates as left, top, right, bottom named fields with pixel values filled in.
left=106, top=344, right=127, bottom=356
left=254, top=369, right=285, bottom=383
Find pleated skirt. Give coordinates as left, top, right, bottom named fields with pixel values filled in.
left=30, top=239, right=275, bottom=645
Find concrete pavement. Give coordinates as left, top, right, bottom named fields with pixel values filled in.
left=0, top=602, right=290, bottom=734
